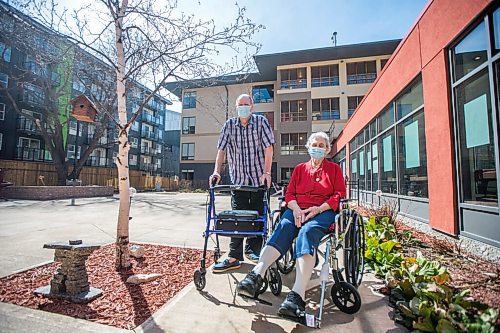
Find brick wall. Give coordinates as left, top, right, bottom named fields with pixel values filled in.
left=1, top=186, right=114, bottom=200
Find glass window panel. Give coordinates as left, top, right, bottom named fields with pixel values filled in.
left=321, top=99, right=330, bottom=111
left=369, top=120, right=377, bottom=138
left=455, top=69, right=497, bottom=206
left=398, top=110, right=428, bottom=197
left=396, top=79, right=424, bottom=119
left=347, top=63, right=356, bottom=75
left=366, top=144, right=372, bottom=191
left=366, top=61, right=376, bottom=73
left=289, top=69, right=297, bottom=80
left=494, top=8, right=500, bottom=53
left=378, top=104, right=394, bottom=133
left=311, top=66, right=320, bottom=78
left=320, top=66, right=329, bottom=77
left=380, top=130, right=397, bottom=194
left=330, top=64, right=339, bottom=76
left=312, top=99, right=320, bottom=112
left=452, top=21, right=488, bottom=81
left=297, top=68, right=306, bottom=79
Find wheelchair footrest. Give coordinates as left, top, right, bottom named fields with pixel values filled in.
left=278, top=312, right=318, bottom=328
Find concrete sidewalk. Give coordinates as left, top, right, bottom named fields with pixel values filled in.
left=0, top=192, right=406, bottom=333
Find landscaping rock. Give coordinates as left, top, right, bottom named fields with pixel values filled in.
left=126, top=273, right=162, bottom=284
left=129, top=244, right=145, bottom=258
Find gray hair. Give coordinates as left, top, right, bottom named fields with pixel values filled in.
left=235, top=93, right=253, bottom=105
left=305, top=131, right=331, bottom=150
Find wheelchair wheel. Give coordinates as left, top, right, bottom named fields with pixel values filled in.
left=268, top=267, right=282, bottom=296
left=277, top=247, right=296, bottom=274
left=257, top=276, right=269, bottom=295
left=193, top=269, right=206, bottom=291
left=330, top=281, right=361, bottom=314
left=344, top=213, right=365, bottom=288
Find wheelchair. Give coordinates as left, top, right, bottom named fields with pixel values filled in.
left=271, top=191, right=365, bottom=328
left=193, top=181, right=282, bottom=296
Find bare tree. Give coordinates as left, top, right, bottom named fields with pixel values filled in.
left=14, top=0, right=262, bottom=268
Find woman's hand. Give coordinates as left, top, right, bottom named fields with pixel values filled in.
left=304, top=206, right=321, bottom=222
left=292, top=207, right=305, bottom=228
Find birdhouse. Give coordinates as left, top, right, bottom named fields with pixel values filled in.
left=70, top=95, right=98, bottom=123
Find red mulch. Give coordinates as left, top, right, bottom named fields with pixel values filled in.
left=0, top=244, right=213, bottom=329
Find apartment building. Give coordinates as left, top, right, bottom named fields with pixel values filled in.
left=332, top=0, right=499, bottom=248
left=165, top=40, right=399, bottom=187
left=0, top=2, right=181, bottom=178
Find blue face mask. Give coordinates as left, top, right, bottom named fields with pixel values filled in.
left=237, top=105, right=251, bottom=118
left=308, top=147, right=326, bottom=160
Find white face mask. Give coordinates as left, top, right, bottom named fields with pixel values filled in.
left=237, top=105, right=251, bottom=118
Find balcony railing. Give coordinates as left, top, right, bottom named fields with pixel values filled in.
left=84, top=156, right=112, bottom=167
left=16, top=117, right=40, bottom=133
left=140, top=146, right=158, bottom=155
left=141, top=129, right=159, bottom=141
left=15, top=147, right=48, bottom=161
left=280, top=79, right=307, bottom=90
left=141, top=112, right=162, bottom=125
left=347, top=73, right=376, bottom=85
left=311, top=76, right=339, bottom=87
left=312, top=110, right=340, bottom=121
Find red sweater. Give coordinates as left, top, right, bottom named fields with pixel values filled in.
left=285, top=159, right=346, bottom=211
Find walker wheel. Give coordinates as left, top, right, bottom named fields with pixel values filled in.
left=193, top=269, right=206, bottom=291
left=330, top=282, right=361, bottom=314
left=257, top=276, right=268, bottom=295
left=268, top=267, right=282, bottom=296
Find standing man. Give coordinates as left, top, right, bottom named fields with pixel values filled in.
left=210, top=93, right=274, bottom=273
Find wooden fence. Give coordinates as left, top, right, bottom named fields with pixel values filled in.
left=0, top=160, right=179, bottom=191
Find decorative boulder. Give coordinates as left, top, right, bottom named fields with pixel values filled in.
left=129, top=245, right=145, bottom=258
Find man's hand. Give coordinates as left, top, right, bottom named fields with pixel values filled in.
left=304, top=206, right=321, bottom=222
left=260, top=173, right=271, bottom=188
left=209, top=172, right=220, bottom=186
left=292, top=207, right=306, bottom=228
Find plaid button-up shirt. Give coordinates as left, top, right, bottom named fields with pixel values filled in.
left=217, top=114, right=275, bottom=186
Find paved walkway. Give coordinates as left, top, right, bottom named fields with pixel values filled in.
left=0, top=193, right=406, bottom=333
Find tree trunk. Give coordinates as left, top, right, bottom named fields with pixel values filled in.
left=114, top=0, right=131, bottom=270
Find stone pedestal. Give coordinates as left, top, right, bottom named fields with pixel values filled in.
left=34, top=240, right=103, bottom=303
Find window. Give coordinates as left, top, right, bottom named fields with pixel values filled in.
left=183, top=91, right=196, bottom=109
left=130, top=137, right=138, bottom=148
left=66, top=144, right=81, bottom=160
left=252, top=85, right=274, bottom=103
left=24, top=55, right=47, bottom=77
left=347, top=61, right=376, bottom=84
left=312, top=98, right=340, bottom=120
left=347, top=96, right=363, bottom=118
left=493, top=7, right=500, bottom=53
left=131, top=120, right=139, bottom=131
left=396, top=79, right=424, bottom=120
left=181, top=169, right=194, bottom=180
left=253, top=111, right=274, bottom=129
left=378, top=104, right=394, bottom=133
left=280, top=133, right=307, bottom=155
left=381, top=59, right=389, bottom=70
left=181, top=143, right=195, bottom=160
left=281, top=100, right=307, bottom=122
left=0, top=103, right=4, bottom=120
left=182, top=117, right=196, bottom=134
left=281, top=167, right=294, bottom=182
left=280, top=68, right=307, bottom=89
left=0, top=132, right=2, bottom=150
left=0, top=42, right=11, bottom=62
left=68, top=121, right=82, bottom=136
left=17, top=137, right=42, bottom=160
left=311, top=64, right=339, bottom=87
left=17, top=109, right=41, bottom=132
left=379, top=130, right=397, bottom=194
left=130, top=154, right=138, bottom=166
left=454, top=69, right=497, bottom=206
left=23, top=83, right=45, bottom=103
left=72, top=78, right=86, bottom=93
left=0, top=72, right=8, bottom=88
left=397, top=110, right=428, bottom=197
left=452, top=21, right=488, bottom=81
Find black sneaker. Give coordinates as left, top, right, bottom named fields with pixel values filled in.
left=278, top=291, right=306, bottom=318
left=236, top=271, right=263, bottom=298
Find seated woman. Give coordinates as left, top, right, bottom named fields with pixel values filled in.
left=236, top=131, right=346, bottom=317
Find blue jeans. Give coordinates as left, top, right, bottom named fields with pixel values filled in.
left=267, top=208, right=336, bottom=258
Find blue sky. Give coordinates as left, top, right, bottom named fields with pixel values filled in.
left=179, top=0, right=428, bottom=54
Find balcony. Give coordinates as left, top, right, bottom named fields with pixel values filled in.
left=311, top=76, right=339, bottom=87
left=141, top=112, right=162, bottom=125
left=141, top=129, right=159, bottom=141
left=141, top=164, right=159, bottom=172
left=15, top=147, right=47, bottom=161
left=279, top=79, right=307, bottom=90
left=347, top=73, right=376, bottom=85
left=84, top=156, right=112, bottom=167
left=140, top=146, right=158, bottom=156
left=16, top=117, right=40, bottom=133
left=312, top=111, right=340, bottom=121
